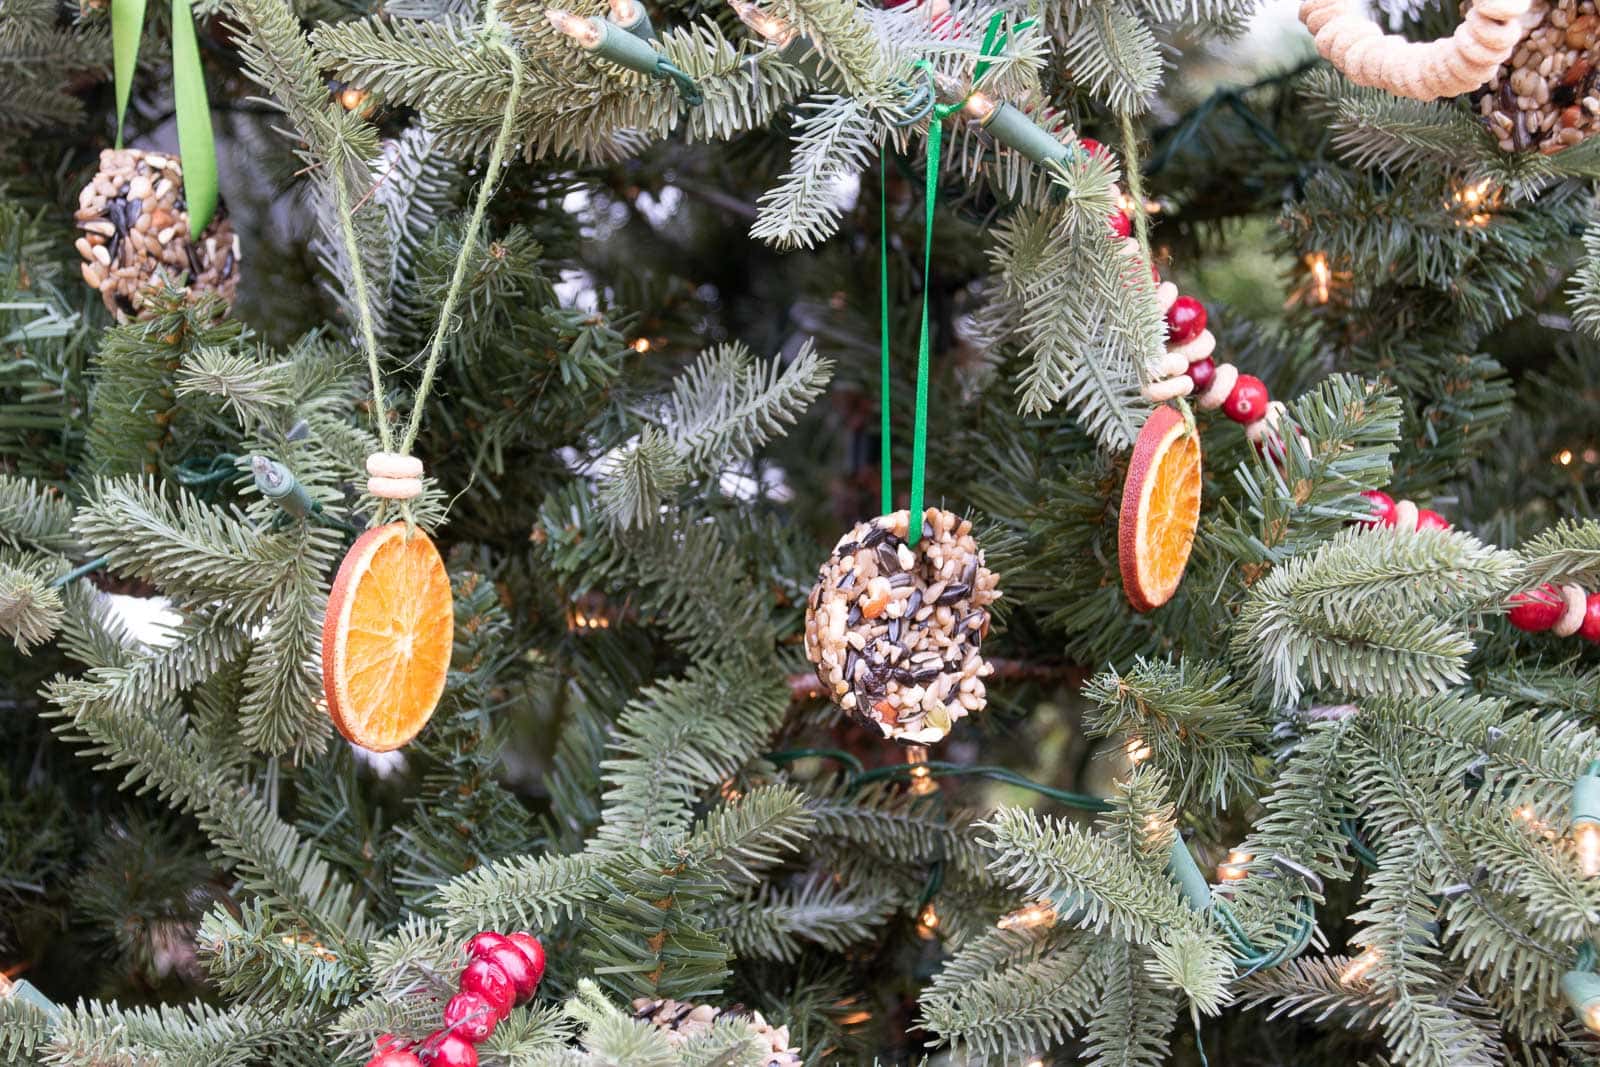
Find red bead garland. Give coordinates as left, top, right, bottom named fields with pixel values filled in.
left=1165, top=296, right=1206, bottom=344
left=1358, top=495, right=1600, bottom=645
left=366, top=931, right=545, bottom=1067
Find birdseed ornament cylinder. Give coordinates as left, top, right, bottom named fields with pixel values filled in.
left=74, top=148, right=240, bottom=321
left=1472, top=0, right=1600, bottom=152
left=804, top=507, right=1002, bottom=745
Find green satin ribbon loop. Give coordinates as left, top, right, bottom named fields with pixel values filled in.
left=111, top=0, right=146, bottom=149
left=170, top=0, right=218, bottom=236
left=110, top=0, right=219, bottom=237
left=878, top=15, right=1022, bottom=544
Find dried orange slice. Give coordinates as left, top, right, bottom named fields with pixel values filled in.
left=1119, top=405, right=1202, bottom=613
left=323, top=522, right=453, bottom=751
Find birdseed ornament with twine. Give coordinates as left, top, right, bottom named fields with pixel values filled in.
left=319, top=13, right=525, bottom=751
left=73, top=148, right=239, bottom=321
left=631, top=997, right=803, bottom=1066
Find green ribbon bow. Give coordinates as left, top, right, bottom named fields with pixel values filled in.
left=112, top=0, right=219, bottom=236
left=879, top=11, right=1027, bottom=542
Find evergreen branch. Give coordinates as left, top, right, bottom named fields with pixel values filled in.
left=0, top=474, right=77, bottom=554
left=1083, top=657, right=1268, bottom=810
left=919, top=925, right=1099, bottom=1061
left=978, top=807, right=1204, bottom=945
left=1230, top=525, right=1520, bottom=703
left=1516, top=518, right=1600, bottom=587
left=713, top=876, right=894, bottom=961
left=437, top=852, right=603, bottom=934
left=751, top=95, right=878, bottom=250
left=682, top=785, right=816, bottom=884
left=595, top=655, right=789, bottom=853
left=1083, top=939, right=1177, bottom=1067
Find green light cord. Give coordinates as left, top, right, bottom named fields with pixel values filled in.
left=765, top=747, right=865, bottom=777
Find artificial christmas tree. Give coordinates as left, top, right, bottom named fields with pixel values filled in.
left=8, top=0, right=1600, bottom=1061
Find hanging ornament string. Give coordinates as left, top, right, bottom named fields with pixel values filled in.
left=110, top=0, right=218, bottom=236
left=334, top=8, right=524, bottom=525
left=879, top=13, right=1023, bottom=544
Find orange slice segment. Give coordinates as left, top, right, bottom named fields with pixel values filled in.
left=323, top=522, right=453, bottom=751
left=1119, top=405, right=1202, bottom=613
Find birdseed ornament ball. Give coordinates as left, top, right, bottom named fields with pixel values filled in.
left=804, top=507, right=1002, bottom=745
left=74, top=148, right=240, bottom=321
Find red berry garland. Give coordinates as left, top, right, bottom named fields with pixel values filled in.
left=365, top=931, right=545, bottom=1067
left=1358, top=492, right=1600, bottom=644
left=1093, top=154, right=1288, bottom=454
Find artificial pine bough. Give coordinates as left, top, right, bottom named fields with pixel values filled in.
left=11, top=0, right=1600, bottom=1061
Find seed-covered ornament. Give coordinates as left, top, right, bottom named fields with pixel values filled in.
left=804, top=508, right=1002, bottom=745
left=1473, top=0, right=1600, bottom=153
left=632, top=998, right=802, bottom=1066
left=74, top=148, right=240, bottom=321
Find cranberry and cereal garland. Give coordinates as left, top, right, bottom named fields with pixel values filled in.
left=1360, top=489, right=1600, bottom=643
left=803, top=508, right=1001, bottom=744
left=74, top=148, right=240, bottom=321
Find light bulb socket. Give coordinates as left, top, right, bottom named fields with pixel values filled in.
left=978, top=102, right=1073, bottom=168
left=1166, top=835, right=1212, bottom=911
left=580, top=15, right=668, bottom=75
left=611, top=0, right=656, bottom=40
left=1573, top=762, right=1600, bottom=825
left=1562, top=968, right=1600, bottom=1026
left=251, top=455, right=313, bottom=519
left=1, top=977, right=61, bottom=1019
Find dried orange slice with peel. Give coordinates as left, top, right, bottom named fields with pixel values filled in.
left=1119, top=404, right=1203, bottom=613
left=323, top=522, right=453, bottom=751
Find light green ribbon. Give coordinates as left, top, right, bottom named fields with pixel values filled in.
left=111, top=0, right=219, bottom=236
left=879, top=13, right=1024, bottom=544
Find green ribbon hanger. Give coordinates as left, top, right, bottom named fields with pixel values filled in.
left=111, top=0, right=219, bottom=237
left=880, top=12, right=1028, bottom=545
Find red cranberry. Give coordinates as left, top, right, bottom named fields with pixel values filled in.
left=367, top=1051, right=423, bottom=1067
left=459, top=958, right=515, bottom=1020
left=1414, top=508, right=1450, bottom=531
left=444, top=992, right=497, bottom=1043
left=1507, top=585, right=1565, bottom=632
left=484, top=944, right=537, bottom=1002
left=428, top=1034, right=478, bottom=1067
left=464, top=932, right=512, bottom=961
left=1358, top=490, right=1395, bottom=526
left=506, top=932, right=546, bottom=989
left=1165, top=296, right=1206, bottom=344
left=1581, top=594, right=1600, bottom=643
left=1079, top=136, right=1103, bottom=157
left=1108, top=211, right=1131, bottom=239
left=1186, top=358, right=1215, bottom=392
left=1221, top=374, right=1270, bottom=424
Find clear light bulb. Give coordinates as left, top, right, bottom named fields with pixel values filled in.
left=728, top=0, right=798, bottom=45
left=1584, top=999, right=1600, bottom=1034
left=1340, top=948, right=1380, bottom=987
left=609, top=0, right=642, bottom=22
left=916, top=901, right=941, bottom=939
left=997, top=901, right=1057, bottom=931
left=1217, top=849, right=1252, bottom=882
left=962, top=91, right=996, bottom=123
left=546, top=8, right=603, bottom=47
left=1124, top=736, right=1151, bottom=765
left=1575, top=821, right=1600, bottom=877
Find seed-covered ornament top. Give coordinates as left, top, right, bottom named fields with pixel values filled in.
left=804, top=508, right=1001, bottom=745
left=632, top=997, right=802, bottom=1066
left=1473, top=0, right=1600, bottom=153
left=74, top=148, right=240, bottom=321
